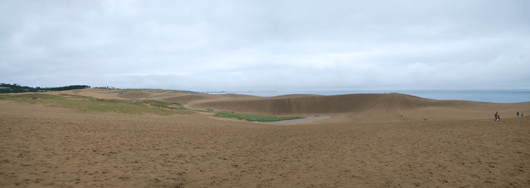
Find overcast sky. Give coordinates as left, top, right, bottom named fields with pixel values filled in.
left=1, top=0, right=529, bottom=91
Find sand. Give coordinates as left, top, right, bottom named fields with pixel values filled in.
left=1, top=89, right=529, bottom=187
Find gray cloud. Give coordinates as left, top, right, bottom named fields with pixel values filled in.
left=1, top=0, right=529, bottom=91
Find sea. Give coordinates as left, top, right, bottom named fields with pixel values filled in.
left=206, top=90, right=530, bottom=103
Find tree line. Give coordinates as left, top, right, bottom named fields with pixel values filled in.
left=0, top=83, right=91, bottom=93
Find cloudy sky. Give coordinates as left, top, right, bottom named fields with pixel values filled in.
left=1, top=0, right=529, bottom=92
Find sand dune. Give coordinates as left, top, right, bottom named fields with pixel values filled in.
left=119, top=92, right=151, bottom=99
left=185, top=93, right=529, bottom=121
left=76, top=88, right=529, bottom=121
left=8, top=89, right=530, bottom=121
left=1, top=89, right=529, bottom=187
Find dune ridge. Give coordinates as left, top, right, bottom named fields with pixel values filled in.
left=188, top=93, right=529, bottom=116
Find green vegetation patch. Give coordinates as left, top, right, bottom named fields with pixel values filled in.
left=0, top=94, right=194, bottom=116
left=140, top=99, right=183, bottom=108
left=213, top=111, right=304, bottom=122
left=193, top=109, right=215, bottom=113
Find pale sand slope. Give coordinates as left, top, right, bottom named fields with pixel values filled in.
left=1, top=89, right=529, bottom=187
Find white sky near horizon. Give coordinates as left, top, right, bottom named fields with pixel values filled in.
left=1, top=0, right=529, bottom=92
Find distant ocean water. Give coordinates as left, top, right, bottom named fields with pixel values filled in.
left=208, top=90, right=530, bottom=103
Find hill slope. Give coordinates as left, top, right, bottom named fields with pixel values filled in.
left=187, top=93, right=529, bottom=121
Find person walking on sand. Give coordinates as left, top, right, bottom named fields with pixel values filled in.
left=497, top=115, right=501, bottom=121
left=517, top=111, right=519, bottom=117
left=494, top=111, right=498, bottom=121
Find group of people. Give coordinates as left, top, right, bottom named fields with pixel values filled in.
left=494, top=111, right=524, bottom=122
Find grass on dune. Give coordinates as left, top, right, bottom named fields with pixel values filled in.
left=0, top=93, right=194, bottom=116
left=140, top=99, right=183, bottom=108
left=193, top=109, right=215, bottom=113
left=213, top=111, right=304, bottom=122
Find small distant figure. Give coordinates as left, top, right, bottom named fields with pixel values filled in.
left=517, top=111, right=519, bottom=117
left=401, top=115, right=404, bottom=120
left=422, top=118, right=428, bottom=121
left=494, top=111, right=498, bottom=121
left=496, top=115, right=501, bottom=122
